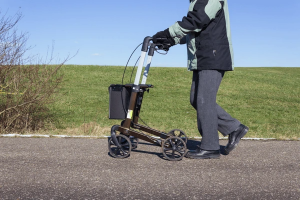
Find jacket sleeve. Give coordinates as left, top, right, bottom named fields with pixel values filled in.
left=169, top=0, right=222, bottom=45
left=180, top=36, right=187, bottom=44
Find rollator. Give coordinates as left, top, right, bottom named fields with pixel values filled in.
left=108, top=37, right=188, bottom=161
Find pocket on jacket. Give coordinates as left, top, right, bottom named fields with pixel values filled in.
left=196, top=45, right=215, bottom=67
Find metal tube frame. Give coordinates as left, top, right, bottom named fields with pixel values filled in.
left=118, top=37, right=170, bottom=146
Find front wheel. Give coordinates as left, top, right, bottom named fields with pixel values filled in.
left=162, top=136, right=187, bottom=161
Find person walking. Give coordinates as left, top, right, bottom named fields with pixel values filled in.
left=152, top=0, right=249, bottom=159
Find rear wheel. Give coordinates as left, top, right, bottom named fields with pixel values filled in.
left=108, top=132, right=131, bottom=159
left=128, top=136, right=139, bottom=150
left=120, top=120, right=139, bottom=149
left=168, top=129, right=188, bottom=144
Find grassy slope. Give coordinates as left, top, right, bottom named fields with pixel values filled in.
left=48, top=65, right=300, bottom=139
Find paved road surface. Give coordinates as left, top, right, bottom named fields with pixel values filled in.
left=0, top=138, right=299, bottom=199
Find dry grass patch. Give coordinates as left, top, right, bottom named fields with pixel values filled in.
left=21, top=122, right=111, bottom=137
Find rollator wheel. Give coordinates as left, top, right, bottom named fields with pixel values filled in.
left=108, top=134, right=132, bottom=159
left=168, top=129, right=188, bottom=144
left=120, top=135, right=138, bottom=150
left=128, top=136, right=139, bottom=150
left=121, top=134, right=139, bottom=149
left=162, top=136, right=187, bottom=161
left=113, top=123, right=139, bottom=149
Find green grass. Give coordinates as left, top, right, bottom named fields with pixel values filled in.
left=47, top=65, right=300, bottom=139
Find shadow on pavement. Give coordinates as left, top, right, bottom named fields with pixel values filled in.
left=107, top=137, right=228, bottom=160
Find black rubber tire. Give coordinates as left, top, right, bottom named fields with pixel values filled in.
left=168, top=129, right=188, bottom=144
left=108, top=134, right=132, bottom=159
left=162, top=136, right=187, bottom=161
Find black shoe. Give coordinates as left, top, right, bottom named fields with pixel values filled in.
left=224, top=124, right=249, bottom=155
left=186, top=147, right=220, bottom=159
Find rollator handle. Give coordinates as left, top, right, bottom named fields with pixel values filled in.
left=155, top=37, right=167, bottom=42
left=157, top=43, right=171, bottom=51
left=141, top=36, right=153, bottom=52
left=141, top=37, right=170, bottom=52
left=153, top=37, right=171, bottom=51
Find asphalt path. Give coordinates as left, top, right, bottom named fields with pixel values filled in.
left=0, top=138, right=299, bottom=200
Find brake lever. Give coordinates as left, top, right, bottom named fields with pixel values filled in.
left=155, top=43, right=171, bottom=52
left=161, top=44, right=171, bottom=51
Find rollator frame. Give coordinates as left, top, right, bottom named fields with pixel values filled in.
left=108, top=37, right=188, bottom=161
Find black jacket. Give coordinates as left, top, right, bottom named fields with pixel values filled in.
left=168, top=0, right=234, bottom=71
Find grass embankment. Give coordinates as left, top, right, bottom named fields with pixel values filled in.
left=44, top=66, right=299, bottom=139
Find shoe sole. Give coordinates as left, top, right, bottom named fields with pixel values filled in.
left=224, top=127, right=249, bottom=155
left=186, top=154, right=220, bottom=159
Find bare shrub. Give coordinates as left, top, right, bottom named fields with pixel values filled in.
left=0, top=12, right=71, bottom=133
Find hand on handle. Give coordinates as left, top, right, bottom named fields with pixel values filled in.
left=152, top=29, right=175, bottom=47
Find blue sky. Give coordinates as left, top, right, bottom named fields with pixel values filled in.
left=2, top=0, right=300, bottom=67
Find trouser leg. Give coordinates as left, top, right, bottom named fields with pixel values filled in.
left=216, top=104, right=240, bottom=136
left=190, top=70, right=240, bottom=150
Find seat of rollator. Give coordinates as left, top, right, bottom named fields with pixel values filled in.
left=125, top=84, right=154, bottom=89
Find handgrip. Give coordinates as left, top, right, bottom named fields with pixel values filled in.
left=153, top=37, right=171, bottom=51
left=141, top=36, right=153, bottom=52
left=157, top=43, right=171, bottom=51
left=154, top=37, right=168, bottom=42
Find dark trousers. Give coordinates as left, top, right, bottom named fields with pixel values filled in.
left=190, top=70, right=240, bottom=150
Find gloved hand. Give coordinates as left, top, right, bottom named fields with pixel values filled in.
left=152, top=28, right=175, bottom=46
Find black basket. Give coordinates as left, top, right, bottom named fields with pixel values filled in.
left=108, top=84, right=132, bottom=119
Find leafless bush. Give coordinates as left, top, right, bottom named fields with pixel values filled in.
left=0, top=12, right=70, bottom=133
